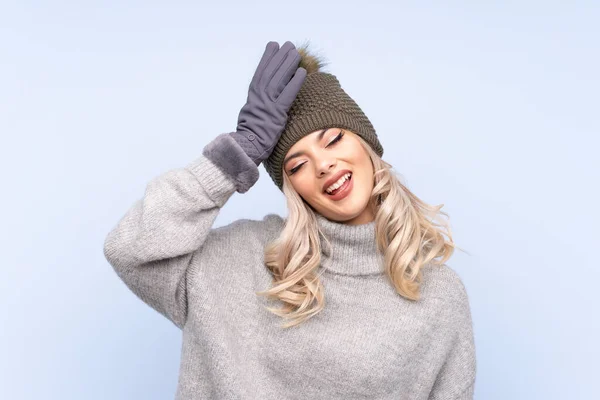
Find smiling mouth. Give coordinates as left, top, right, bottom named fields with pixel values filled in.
left=324, top=173, right=352, bottom=195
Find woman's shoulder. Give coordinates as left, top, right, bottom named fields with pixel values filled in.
left=420, top=262, right=471, bottom=307
left=209, top=212, right=285, bottom=245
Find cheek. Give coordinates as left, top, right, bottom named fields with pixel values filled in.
left=349, top=149, right=374, bottom=186
left=292, top=177, right=320, bottom=197
left=348, top=147, right=371, bottom=169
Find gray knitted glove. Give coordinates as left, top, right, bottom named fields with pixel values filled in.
left=230, top=41, right=307, bottom=166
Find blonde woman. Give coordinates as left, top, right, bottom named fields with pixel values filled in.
left=104, top=40, right=476, bottom=399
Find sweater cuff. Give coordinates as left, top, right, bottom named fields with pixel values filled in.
left=200, top=132, right=260, bottom=194
left=185, top=155, right=237, bottom=208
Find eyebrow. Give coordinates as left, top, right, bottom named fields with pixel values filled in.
left=283, top=128, right=330, bottom=167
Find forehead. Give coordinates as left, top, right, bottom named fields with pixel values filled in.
left=284, top=128, right=338, bottom=166
left=288, top=127, right=336, bottom=150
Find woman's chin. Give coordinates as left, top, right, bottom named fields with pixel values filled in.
left=322, top=198, right=373, bottom=221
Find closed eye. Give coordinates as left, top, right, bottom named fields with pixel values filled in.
left=328, top=130, right=344, bottom=146
left=289, top=130, right=345, bottom=175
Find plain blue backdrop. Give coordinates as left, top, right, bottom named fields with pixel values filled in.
left=1, top=1, right=598, bottom=399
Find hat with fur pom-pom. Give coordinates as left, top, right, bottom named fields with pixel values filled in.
left=263, top=41, right=384, bottom=192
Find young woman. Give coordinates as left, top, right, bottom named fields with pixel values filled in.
left=104, top=40, right=476, bottom=399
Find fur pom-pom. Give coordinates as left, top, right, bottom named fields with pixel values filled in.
left=295, top=40, right=329, bottom=75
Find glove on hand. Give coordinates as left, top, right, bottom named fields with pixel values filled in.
left=230, top=41, right=307, bottom=166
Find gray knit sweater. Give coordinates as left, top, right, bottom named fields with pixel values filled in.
left=103, top=134, right=476, bottom=400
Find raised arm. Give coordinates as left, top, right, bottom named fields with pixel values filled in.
left=103, top=133, right=258, bottom=329
left=103, top=40, right=306, bottom=329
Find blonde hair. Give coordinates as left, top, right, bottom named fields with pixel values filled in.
left=255, top=135, right=465, bottom=328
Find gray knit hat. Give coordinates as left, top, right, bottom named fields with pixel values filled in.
left=263, top=44, right=384, bottom=192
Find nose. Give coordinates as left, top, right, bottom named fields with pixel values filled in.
left=317, top=154, right=336, bottom=177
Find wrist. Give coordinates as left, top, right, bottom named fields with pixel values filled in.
left=229, top=130, right=264, bottom=166
left=201, top=132, right=260, bottom=193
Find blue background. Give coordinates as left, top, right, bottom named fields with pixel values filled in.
left=1, top=1, right=598, bottom=399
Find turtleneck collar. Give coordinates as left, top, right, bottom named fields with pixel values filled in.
left=315, top=213, right=385, bottom=276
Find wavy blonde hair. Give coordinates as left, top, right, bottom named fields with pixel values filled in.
left=255, top=134, right=465, bottom=328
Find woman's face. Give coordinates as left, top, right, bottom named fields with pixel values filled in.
left=283, top=128, right=375, bottom=225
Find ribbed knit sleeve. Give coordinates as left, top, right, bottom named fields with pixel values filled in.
left=102, top=133, right=259, bottom=329
left=428, top=278, right=477, bottom=400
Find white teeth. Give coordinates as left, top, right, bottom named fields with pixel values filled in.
left=326, top=173, right=351, bottom=193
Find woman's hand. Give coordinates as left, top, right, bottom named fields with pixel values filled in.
left=230, top=41, right=307, bottom=166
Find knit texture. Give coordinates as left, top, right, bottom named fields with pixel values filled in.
left=103, top=136, right=476, bottom=399
left=263, top=72, right=384, bottom=191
